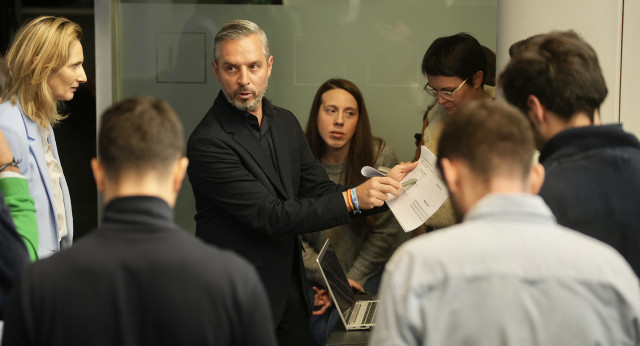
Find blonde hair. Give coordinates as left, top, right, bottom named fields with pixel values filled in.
left=1, top=16, right=82, bottom=128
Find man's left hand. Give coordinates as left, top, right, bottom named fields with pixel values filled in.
left=312, top=286, right=333, bottom=316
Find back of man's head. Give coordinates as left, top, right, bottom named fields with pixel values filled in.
left=499, top=30, right=607, bottom=123
left=438, top=100, right=536, bottom=187
left=98, top=96, right=184, bottom=183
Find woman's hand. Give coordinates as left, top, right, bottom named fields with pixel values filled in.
left=348, top=279, right=364, bottom=293
left=387, top=161, right=419, bottom=182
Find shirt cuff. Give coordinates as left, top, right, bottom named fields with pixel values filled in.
left=0, top=171, right=26, bottom=179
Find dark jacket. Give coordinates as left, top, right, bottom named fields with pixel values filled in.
left=539, top=124, right=640, bottom=277
left=187, top=91, right=351, bottom=320
left=2, top=196, right=276, bottom=346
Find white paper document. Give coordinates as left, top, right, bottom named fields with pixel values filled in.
left=384, top=146, right=449, bottom=232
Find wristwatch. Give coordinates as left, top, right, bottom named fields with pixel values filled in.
left=0, top=158, right=18, bottom=172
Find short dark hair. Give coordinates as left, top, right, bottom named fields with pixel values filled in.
left=98, top=97, right=184, bottom=181
left=437, top=100, right=535, bottom=183
left=499, top=30, right=607, bottom=122
left=481, top=45, right=496, bottom=86
left=507, top=34, right=541, bottom=58
left=421, top=33, right=487, bottom=86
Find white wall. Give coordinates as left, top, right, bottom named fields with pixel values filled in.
left=620, top=0, right=640, bottom=135
left=496, top=0, right=624, bottom=125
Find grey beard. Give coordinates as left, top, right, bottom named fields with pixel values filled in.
left=230, top=94, right=262, bottom=112
left=224, top=83, right=268, bottom=113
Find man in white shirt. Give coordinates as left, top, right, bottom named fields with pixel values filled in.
left=371, top=100, right=640, bottom=346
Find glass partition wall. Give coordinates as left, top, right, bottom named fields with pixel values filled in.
left=99, top=0, right=497, bottom=232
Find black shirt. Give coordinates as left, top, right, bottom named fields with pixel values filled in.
left=239, top=98, right=278, bottom=174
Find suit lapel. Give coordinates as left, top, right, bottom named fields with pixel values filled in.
left=215, top=97, right=288, bottom=197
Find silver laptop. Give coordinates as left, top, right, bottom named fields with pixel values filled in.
left=316, top=239, right=379, bottom=330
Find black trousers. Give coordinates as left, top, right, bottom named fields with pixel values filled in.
left=275, top=269, right=312, bottom=346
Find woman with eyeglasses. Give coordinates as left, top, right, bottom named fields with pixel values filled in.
left=413, top=33, right=495, bottom=235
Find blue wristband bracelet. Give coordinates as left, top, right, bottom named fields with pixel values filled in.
left=350, top=188, right=361, bottom=214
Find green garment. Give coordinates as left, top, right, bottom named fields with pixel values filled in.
left=0, top=177, right=38, bottom=261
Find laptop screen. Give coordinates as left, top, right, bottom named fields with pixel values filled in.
left=317, top=240, right=356, bottom=315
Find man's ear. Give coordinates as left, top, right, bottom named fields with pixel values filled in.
left=440, top=158, right=460, bottom=195
left=212, top=60, right=220, bottom=81
left=471, top=70, right=484, bottom=89
left=90, top=158, right=105, bottom=193
left=528, top=162, right=545, bottom=194
left=526, top=95, right=545, bottom=127
left=266, top=55, right=273, bottom=79
left=172, top=157, right=189, bottom=194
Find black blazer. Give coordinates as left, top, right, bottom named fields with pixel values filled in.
left=187, top=92, right=351, bottom=320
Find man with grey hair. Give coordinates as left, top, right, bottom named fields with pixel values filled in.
left=187, top=20, right=416, bottom=345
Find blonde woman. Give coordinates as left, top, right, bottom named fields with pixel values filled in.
left=0, top=16, right=86, bottom=258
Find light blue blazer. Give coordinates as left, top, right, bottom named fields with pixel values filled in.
left=0, top=100, right=73, bottom=258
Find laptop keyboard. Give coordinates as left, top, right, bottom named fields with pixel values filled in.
left=363, top=301, right=378, bottom=324
left=347, top=300, right=379, bottom=326
left=348, top=304, right=361, bottom=324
